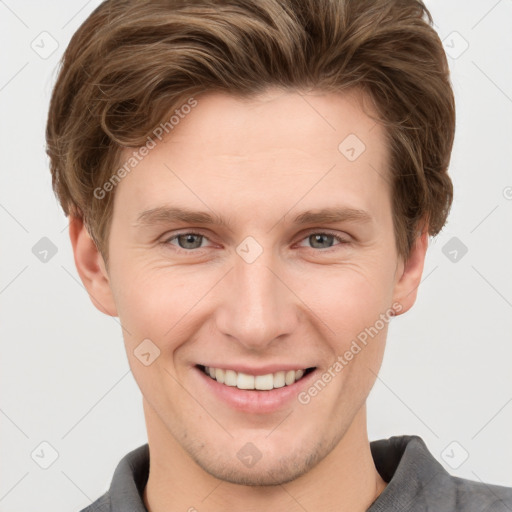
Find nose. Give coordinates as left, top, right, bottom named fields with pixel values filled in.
left=215, top=248, right=299, bottom=352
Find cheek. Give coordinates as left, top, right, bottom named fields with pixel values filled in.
left=298, top=262, right=396, bottom=339
left=304, top=268, right=393, bottom=409
left=110, top=262, right=214, bottom=344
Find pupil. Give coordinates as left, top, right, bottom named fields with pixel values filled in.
left=311, top=234, right=332, bottom=249
left=180, top=234, right=201, bottom=249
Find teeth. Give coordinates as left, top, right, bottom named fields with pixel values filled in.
left=273, top=371, right=285, bottom=388
left=202, top=366, right=309, bottom=390
left=255, top=374, right=273, bottom=390
left=224, top=369, right=237, bottom=387
left=285, top=370, right=296, bottom=386
left=215, top=368, right=225, bottom=384
left=237, top=372, right=255, bottom=389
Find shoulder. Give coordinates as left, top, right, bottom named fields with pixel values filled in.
left=449, top=475, right=512, bottom=511
left=77, top=492, right=111, bottom=512
left=75, top=443, right=149, bottom=512
left=369, top=435, right=512, bottom=512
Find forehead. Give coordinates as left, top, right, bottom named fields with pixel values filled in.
left=161, top=88, right=384, bottom=161
left=113, top=88, right=391, bottom=222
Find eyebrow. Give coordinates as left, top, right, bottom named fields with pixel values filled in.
left=134, top=206, right=372, bottom=229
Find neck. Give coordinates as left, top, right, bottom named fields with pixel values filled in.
left=143, top=401, right=386, bottom=512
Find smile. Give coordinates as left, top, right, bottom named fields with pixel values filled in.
left=198, top=365, right=315, bottom=390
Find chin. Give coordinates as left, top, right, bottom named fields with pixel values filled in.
left=186, top=436, right=329, bottom=486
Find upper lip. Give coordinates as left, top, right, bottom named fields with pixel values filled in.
left=196, top=364, right=316, bottom=376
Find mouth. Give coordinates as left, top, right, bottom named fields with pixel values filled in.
left=197, top=365, right=316, bottom=391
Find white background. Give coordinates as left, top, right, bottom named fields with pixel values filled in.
left=0, top=1, right=511, bottom=511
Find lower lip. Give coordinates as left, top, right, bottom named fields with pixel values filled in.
left=195, top=367, right=317, bottom=414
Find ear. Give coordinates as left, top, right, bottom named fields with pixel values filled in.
left=392, top=230, right=428, bottom=316
left=68, top=215, right=118, bottom=317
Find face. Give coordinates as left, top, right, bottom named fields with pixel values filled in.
left=73, top=88, right=426, bottom=486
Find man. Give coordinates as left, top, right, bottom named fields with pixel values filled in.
left=46, top=0, right=512, bottom=510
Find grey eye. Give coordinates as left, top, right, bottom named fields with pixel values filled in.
left=175, top=233, right=204, bottom=249
left=308, top=233, right=336, bottom=249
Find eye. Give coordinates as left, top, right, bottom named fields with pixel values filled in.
left=162, top=230, right=350, bottom=254
left=164, top=232, right=210, bottom=251
left=297, top=231, right=350, bottom=251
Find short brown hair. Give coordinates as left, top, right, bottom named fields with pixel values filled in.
left=46, top=0, right=455, bottom=264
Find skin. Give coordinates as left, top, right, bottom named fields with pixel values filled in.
left=70, top=88, right=428, bottom=512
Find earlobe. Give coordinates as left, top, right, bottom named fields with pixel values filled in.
left=68, top=216, right=118, bottom=317
left=392, top=230, right=429, bottom=316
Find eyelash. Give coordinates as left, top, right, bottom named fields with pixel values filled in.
left=162, top=230, right=350, bottom=254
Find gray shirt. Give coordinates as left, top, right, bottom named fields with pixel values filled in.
left=79, top=435, right=512, bottom=511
